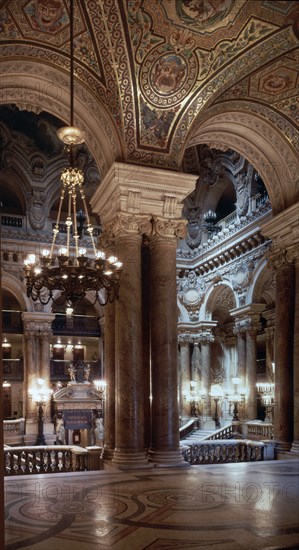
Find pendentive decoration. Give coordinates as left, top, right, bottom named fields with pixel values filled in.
left=23, top=0, right=122, bottom=308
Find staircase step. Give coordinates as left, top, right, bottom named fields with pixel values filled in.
left=180, top=429, right=214, bottom=444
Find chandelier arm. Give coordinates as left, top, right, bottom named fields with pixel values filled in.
left=78, top=187, right=98, bottom=256
left=50, top=185, right=66, bottom=258
left=72, top=186, right=80, bottom=256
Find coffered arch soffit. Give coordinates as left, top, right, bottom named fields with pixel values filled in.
left=185, top=109, right=299, bottom=214
left=0, top=0, right=298, bottom=173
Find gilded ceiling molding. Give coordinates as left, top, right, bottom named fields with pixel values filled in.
left=170, top=26, right=298, bottom=157
left=0, top=60, right=122, bottom=177
left=186, top=111, right=299, bottom=214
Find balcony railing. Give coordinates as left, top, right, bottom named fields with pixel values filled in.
left=182, top=439, right=265, bottom=464
left=2, top=310, right=23, bottom=333
left=2, top=359, right=24, bottom=381
left=245, top=421, right=274, bottom=440
left=1, top=214, right=23, bottom=228
left=50, top=359, right=101, bottom=381
left=4, top=445, right=89, bottom=475
left=52, top=314, right=100, bottom=336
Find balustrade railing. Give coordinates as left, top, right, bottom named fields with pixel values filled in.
left=179, top=418, right=199, bottom=439
left=203, top=424, right=235, bottom=440
left=4, top=418, right=25, bottom=433
left=245, top=421, right=274, bottom=440
left=182, top=439, right=264, bottom=465
left=4, top=445, right=90, bottom=476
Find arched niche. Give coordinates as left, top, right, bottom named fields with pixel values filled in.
left=0, top=60, right=123, bottom=179
left=184, top=109, right=298, bottom=214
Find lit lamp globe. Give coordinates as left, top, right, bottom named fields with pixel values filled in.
left=57, top=126, right=86, bottom=145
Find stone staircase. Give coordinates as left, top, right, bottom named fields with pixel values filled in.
left=180, top=428, right=214, bottom=446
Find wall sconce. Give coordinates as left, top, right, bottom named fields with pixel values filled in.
left=2, top=338, right=11, bottom=348
left=94, top=379, right=107, bottom=397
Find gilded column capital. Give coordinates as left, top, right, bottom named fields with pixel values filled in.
left=106, top=213, right=152, bottom=238
left=151, top=216, right=187, bottom=241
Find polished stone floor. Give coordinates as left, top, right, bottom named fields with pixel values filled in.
left=4, top=458, right=299, bottom=550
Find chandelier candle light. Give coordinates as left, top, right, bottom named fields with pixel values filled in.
left=24, top=0, right=122, bottom=308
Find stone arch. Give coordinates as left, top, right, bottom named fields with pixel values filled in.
left=0, top=60, right=123, bottom=179
left=185, top=110, right=298, bottom=214
left=1, top=271, right=30, bottom=312
left=201, top=282, right=236, bottom=323
left=249, top=259, right=276, bottom=309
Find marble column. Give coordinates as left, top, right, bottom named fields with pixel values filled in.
left=179, top=336, right=191, bottom=417
left=245, top=325, right=258, bottom=420
left=291, top=249, right=299, bottom=453
left=273, top=250, right=295, bottom=452
left=22, top=312, right=55, bottom=422
left=23, top=330, right=37, bottom=421
left=148, top=219, right=186, bottom=466
left=236, top=327, right=246, bottom=388
left=103, top=301, right=115, bottom=461
left=200, top=335, right=212, bottom=416
left=40, top=332, right=51, bottom=386
left=142, top=244, right=151, bottom=449
left=40, top=330, right=52, bottom=420
left=112, top=221, right=148, bottom=467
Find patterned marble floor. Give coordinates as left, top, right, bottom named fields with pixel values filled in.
left=4, top=458, right=299, bottom=550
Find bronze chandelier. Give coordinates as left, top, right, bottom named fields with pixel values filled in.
left=23, top=0, right=122, bottom=308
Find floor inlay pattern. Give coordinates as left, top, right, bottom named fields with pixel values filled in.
left=4, top=459, right=299, bottom=549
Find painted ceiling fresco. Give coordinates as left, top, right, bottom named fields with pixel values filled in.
left=0, top=0, right=298, bottom=170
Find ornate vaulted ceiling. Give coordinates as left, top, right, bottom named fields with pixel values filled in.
left=0, top=0, right=298, bottom=171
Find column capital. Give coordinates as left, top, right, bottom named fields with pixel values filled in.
left=150, top=217, right=187, bottom=241
left=106, top=212, right=152, bottom=238
left=22, top=311, right=55, bottom=335
left=178, top=334, right=191, bottom=346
